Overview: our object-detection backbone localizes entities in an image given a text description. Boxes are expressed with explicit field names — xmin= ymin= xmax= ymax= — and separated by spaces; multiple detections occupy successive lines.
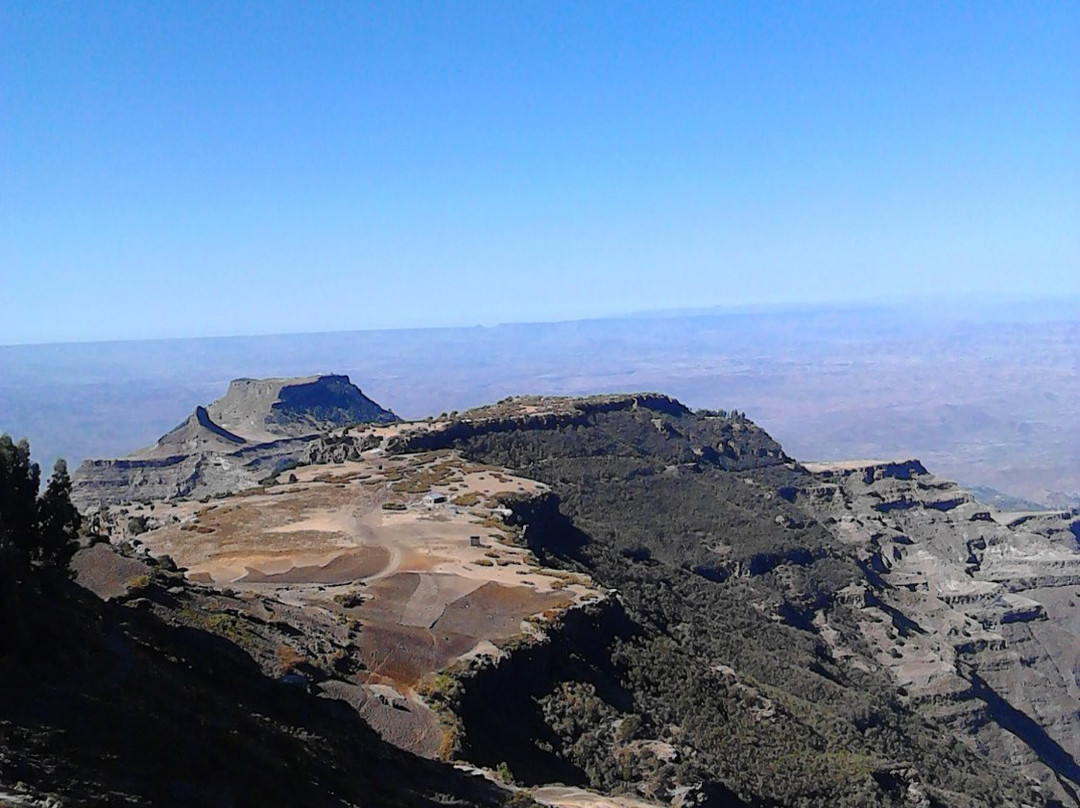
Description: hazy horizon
xmin=3 ymin=291 xmax=1079 ymax=349
xmin=2 ymin=3 xmax=1077 ymax=503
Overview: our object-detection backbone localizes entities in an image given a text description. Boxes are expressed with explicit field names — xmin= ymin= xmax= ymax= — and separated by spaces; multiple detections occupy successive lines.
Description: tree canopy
xmin=0 ymin=435 xmax=81 ymax=576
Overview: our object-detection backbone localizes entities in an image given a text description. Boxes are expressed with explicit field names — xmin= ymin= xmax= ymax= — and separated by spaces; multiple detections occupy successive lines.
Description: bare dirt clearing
xmin=126 ymin=445 xmax=604 ymax=755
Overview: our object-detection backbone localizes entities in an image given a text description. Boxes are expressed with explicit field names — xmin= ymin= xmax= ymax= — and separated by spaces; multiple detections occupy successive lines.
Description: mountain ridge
xmin=50 ymin=384 xmax=1080 ymax=806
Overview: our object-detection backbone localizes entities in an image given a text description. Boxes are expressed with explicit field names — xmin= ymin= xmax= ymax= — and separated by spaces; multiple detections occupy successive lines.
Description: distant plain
xmin=2 ymin=298 xmax=1077 ymax=507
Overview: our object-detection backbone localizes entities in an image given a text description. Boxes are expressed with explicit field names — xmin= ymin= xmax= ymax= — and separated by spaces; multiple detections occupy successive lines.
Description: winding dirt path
xmin=364 ymin=542 xmax=403 ymax=582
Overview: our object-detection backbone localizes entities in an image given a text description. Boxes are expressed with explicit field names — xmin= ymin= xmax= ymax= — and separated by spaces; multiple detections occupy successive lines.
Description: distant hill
xmin=968 ymin=484 xmax=1051 ymax=512
xmin=137 ymin=373 xmax=396 ymax=454
xmin=203 ymin=374 xmax=397 ymax=443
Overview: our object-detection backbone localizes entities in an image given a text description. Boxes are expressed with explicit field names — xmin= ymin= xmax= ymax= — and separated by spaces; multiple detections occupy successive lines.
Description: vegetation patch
xmin=444 ymin=406 xmax=1047 ymax=806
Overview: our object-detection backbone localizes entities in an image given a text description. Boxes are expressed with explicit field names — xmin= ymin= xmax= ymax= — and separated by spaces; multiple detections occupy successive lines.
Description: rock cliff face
xmin=205 ymin=374 xmax=396 ymax=441
xmin=793 ymin=460 xmax=1080 ymax=804
xmin=71 ymin=375 xmax=396 ymax=508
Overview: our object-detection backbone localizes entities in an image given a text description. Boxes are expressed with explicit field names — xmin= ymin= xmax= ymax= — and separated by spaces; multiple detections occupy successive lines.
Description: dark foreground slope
xmin=418 ymin=399 xmax=1057 ymax=807
xmin=1 ymin=571 xmax=511 ymax=808
xmin=0 ymin=437 xmax=504 ymax=808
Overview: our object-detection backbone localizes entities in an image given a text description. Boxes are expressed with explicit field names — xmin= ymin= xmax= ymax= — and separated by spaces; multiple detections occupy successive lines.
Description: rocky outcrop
xmin=387 ymin=393 xmax=788 ymax=471
xmin=72 ymin=375 xmax=397 ymax=508
xmin=303 ymin=431 xmax=383 ymax=465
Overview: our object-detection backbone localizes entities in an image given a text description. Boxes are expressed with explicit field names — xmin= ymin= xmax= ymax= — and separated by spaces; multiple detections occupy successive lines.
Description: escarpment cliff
xmin=71 ymin=375 xmax=396 ymax=508
xmin=792 ymin=460 xmax=1080 ymax=804
xmin=445 ymin=400 xmax=1060 ymax=807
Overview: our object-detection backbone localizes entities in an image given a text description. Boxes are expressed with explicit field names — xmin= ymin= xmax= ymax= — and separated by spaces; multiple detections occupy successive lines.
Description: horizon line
xmin=3 ymin=291 xmax=1078 ymax=350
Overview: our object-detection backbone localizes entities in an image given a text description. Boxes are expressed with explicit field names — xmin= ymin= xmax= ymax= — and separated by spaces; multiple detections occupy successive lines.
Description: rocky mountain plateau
xmin=5 ymin=376 xmax=1079 ymax=807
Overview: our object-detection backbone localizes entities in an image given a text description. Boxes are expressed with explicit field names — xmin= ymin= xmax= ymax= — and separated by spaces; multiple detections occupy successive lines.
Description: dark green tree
xmin=0 ymin=435 xmax=80 ymax=573
xmin=36 ymin=458 xmax=80 ymax=568
xmin=0 ymin=434 xmax=41 ymax=554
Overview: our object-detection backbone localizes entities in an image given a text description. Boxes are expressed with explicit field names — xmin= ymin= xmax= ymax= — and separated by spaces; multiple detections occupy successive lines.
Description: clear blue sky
xmin=2 ymin=1 xmax=1077 ymax=344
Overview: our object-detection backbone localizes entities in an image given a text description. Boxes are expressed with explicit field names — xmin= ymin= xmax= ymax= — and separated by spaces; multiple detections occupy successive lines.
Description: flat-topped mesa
xmin=206 ymin=374 xmax=397 ymax=441
xmin=72 ymin=374 xmax=397 ymax=508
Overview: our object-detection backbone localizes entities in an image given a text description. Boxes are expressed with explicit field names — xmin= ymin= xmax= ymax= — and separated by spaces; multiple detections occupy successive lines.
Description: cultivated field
xmin=124 ymin=445 xmax=603 ymax=753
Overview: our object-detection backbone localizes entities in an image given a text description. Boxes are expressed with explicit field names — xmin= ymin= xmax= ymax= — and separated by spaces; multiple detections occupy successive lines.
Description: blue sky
xmin=1 ymin=1 xmax=1077 ymax=344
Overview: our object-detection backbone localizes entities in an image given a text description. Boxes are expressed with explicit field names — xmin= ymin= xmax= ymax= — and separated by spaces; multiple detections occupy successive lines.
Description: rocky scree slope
xmin=71 ymin=374 xmax=395 ymax=508
xmin=399 ymin=396 xmax=1072 ymax=808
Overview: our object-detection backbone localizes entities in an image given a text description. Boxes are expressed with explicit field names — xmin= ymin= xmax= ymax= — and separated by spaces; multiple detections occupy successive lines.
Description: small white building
xmin=422 ymin=492 xmax=448 ymax=508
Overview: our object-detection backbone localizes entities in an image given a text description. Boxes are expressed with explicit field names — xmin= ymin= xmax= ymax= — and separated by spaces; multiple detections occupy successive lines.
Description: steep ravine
xmin=453 ymin=597 xmax=637 ymax=788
